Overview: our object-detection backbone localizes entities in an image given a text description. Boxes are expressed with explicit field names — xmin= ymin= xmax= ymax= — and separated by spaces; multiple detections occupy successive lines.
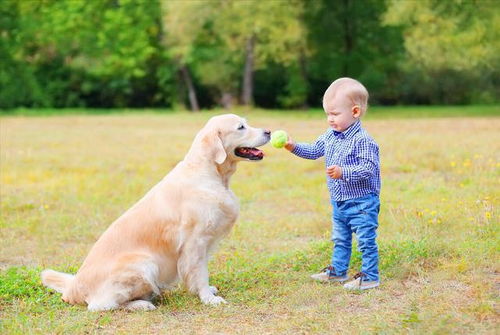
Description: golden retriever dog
xmin=41 ymin=114 xmax=270 ymax=311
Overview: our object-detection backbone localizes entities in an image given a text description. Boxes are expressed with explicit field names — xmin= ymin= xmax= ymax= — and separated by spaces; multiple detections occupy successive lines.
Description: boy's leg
xmin=331 ymin=200 xmax=352 ymax=277
xmin=311 ymin=201 xmax=351 ymax=282
xmin=347 ymin=194 xmax=380 ymax=284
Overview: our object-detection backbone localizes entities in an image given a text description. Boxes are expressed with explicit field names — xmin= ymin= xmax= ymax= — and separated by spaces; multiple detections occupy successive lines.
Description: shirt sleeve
xmin=341 ymin=138 xmax=379 ymax=182
xmin=291 ymin=133 xmax=325 ymax=160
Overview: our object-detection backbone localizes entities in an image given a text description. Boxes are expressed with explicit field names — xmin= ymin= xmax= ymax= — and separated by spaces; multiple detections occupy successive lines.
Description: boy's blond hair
xmin=323 ymin=77 xmax=369 ymax=116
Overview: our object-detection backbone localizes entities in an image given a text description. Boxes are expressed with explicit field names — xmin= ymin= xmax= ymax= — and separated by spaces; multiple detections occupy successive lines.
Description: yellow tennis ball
xmin=270 ymin=130 xmax=288 ymax=148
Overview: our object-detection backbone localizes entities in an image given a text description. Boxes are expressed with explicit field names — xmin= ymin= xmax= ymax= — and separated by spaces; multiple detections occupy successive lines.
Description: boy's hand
xmin=284 ymin=135 xmax=296 ymax=152
xmin=327 ymin=165 xmax=342 ymax=179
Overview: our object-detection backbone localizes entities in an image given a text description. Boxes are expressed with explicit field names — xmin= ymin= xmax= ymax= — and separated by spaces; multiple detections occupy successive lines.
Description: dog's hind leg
xmin=86 ymin=273 xmax=157 ymax=312
xmin=87 ymin=288 xmax=121 ymax=312
xmin=122 ymin=300 xmax=156 ymax=311
xmin=86 ymin=255 xmax=160 ymax=312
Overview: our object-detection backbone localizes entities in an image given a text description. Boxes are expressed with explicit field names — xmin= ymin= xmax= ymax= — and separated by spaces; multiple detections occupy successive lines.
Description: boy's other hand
xmin=284 ymin=135 xmax=296 ymax=152
xmin=327 ymin=165 xmax=342 ymax=179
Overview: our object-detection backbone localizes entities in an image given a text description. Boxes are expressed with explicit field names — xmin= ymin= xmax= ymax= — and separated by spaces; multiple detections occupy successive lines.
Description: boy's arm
xmin=341 ymin=139 xmax=379 ymax=182
xmin=286 ymin=133 xmax=325 ymax=160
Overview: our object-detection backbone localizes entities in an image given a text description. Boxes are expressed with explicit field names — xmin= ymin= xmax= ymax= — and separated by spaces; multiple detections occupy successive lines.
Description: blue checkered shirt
xmin=292 ymin=120 xmax=380 ymax=201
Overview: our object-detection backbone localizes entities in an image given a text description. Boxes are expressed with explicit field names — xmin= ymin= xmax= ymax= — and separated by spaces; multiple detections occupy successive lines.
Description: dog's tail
xmin=41 ymin=269 xmax=75 ymax=294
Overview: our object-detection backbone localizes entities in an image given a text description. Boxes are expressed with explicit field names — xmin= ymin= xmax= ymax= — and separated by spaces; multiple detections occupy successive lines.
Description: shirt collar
xmin=333 ymin=120 xmax=361 ymax=139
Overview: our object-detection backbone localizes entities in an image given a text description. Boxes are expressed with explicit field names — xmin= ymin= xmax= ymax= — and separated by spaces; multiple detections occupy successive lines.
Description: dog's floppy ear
xmin=203 ymin=130 xmax=227 ymax=164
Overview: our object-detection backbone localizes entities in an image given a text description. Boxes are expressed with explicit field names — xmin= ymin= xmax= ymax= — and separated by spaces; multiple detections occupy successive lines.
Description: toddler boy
xmin=285 ymin=77 xmax=381 ymax=290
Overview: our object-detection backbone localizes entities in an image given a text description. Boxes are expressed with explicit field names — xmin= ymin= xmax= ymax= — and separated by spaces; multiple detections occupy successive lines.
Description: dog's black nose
xmin=264 ymin=129 xmax=271 ymax=137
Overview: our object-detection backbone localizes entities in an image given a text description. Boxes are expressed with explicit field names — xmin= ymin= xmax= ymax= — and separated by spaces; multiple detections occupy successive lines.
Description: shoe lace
xmin=353 ymin=272 xmax=366 ymax=287
xmin=321 ymin=265 xmax=336 ymax=277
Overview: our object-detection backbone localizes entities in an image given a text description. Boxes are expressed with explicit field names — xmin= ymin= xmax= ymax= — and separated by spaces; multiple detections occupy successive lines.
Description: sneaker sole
xmin=344 ymin=281 xmax=380 ymax=290
xmin=310 ymin=275 xmax=349 ymax=283
xmin=329 ymin=277 xmax=349 ymax=283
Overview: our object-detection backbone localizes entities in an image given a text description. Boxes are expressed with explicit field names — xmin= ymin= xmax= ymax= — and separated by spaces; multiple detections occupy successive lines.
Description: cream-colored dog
xmin=41 ymin=114 xmax=270 ymax=311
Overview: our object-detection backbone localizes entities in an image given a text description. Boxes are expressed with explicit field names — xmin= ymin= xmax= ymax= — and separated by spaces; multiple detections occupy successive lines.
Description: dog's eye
xmin=238 ymin=124 xmax=246 ymax=130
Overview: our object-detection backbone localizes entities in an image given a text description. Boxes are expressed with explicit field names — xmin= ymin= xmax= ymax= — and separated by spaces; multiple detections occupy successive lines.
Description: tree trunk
xmin=221 ymin=92 xmax=234 ymax=109
xmin=180 ymin=64 xmax=200 ymax=112
xmin=298 ymin=49 xmax=309 ymax=110
xmin=342 ymin=0 xmax=353 ymax=77
xmin=241 ymin=34 xmax=256 ymax=106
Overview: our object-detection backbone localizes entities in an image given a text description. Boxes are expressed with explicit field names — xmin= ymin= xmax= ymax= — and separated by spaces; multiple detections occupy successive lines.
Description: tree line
xmin=1 ymin=0 xmax=498 ymax=110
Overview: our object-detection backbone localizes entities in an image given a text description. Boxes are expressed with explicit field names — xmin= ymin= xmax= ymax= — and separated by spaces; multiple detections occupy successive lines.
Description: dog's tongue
xmin=238 ymin=147 xmax=264 ymax=158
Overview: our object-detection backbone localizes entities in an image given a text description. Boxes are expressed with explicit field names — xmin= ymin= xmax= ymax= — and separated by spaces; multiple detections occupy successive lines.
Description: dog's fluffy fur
xmin=41 ymin=114 xmax=270 ymax=311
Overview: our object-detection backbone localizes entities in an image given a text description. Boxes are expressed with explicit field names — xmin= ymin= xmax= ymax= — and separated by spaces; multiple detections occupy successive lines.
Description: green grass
xmin=3 ymin=104 xmax=499 ymax=118
xmin=1 ymin=107 xmax=499 ymax=334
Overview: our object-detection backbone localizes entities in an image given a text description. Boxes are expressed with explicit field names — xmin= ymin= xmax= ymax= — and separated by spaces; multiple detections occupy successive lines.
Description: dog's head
xmin=195 ymin=114 xmax=270 ymax=164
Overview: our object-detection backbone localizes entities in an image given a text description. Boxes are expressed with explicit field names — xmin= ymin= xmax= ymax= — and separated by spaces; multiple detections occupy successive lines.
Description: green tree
xmin=2 ymin=0 xmax=171 ymax=108
xmin=161 ymin=0 xmax=305 ymax=108
xmin=303 ymin=0 xmax=405 ymax=105
xmin=0 ymin=0 xmax=48 ymax=108
xmin=2 ymin=0 xmax=497 ymax=109
xmin=161 ymin=0 xmax=217 ymax=111
xmin=214 ymin=0 xmax=306 ymax=106
xmin=383 ymin=0 xmax=500 ymax=72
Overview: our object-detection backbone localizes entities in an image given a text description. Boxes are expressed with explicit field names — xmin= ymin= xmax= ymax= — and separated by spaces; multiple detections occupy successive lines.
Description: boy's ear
xmin=352 ymin=105 xmax=361 ymax=118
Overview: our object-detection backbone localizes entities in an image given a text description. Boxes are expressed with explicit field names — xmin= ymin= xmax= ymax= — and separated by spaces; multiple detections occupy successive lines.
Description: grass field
xmin=1 ymin=106 xmax=499 ymax=334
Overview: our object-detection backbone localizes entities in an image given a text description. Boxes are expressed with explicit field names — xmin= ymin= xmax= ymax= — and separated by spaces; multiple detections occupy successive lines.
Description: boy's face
xmin=323 ymin=93 xmax=360 ymax=132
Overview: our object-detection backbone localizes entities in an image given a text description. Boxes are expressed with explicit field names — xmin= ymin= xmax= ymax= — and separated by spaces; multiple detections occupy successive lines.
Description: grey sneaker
xmin=310 ymin=266 xmax=349 ymax=283
xmin=343 ymin=272 xmax=380 ymax=290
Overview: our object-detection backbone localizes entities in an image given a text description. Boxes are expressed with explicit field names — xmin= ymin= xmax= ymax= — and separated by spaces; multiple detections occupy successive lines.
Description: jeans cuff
xmin=329 ymin=268 xmax=347 ymax=277
xmin=364 ymin=276 xmax=380 ymax=282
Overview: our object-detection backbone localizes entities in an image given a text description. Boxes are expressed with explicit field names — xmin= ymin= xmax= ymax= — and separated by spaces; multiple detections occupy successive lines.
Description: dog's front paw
xmin=209 ymin=286 xmax=219 ymax=295
xmin=200 ymin=294 xmax=227 ymax=305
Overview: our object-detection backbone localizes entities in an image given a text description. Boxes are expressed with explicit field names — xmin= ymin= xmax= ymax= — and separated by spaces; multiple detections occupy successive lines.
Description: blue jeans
xmin=330 ymin=193 xmax=380 ymax=281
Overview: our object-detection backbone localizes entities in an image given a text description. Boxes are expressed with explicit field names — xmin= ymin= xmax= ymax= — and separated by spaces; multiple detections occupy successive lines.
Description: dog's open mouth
xmin=234 ymin=147 xmax=264 ymax=160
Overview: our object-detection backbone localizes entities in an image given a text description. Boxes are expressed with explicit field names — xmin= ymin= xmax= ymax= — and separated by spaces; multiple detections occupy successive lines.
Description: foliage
xmin=1 ymin=0 xmax=175 ymax=108
xmin=212 ymin=0 xmax=305 ymax=67
xmin=304 ymin=0 xmax=407 ymax=105
xmin=0 ymin=0 xmax=498 ymax=110
xmin=384 ymin=0 xmax=500 ymax=71
xmin=161 ymin=0 xmax=305 ymax=105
